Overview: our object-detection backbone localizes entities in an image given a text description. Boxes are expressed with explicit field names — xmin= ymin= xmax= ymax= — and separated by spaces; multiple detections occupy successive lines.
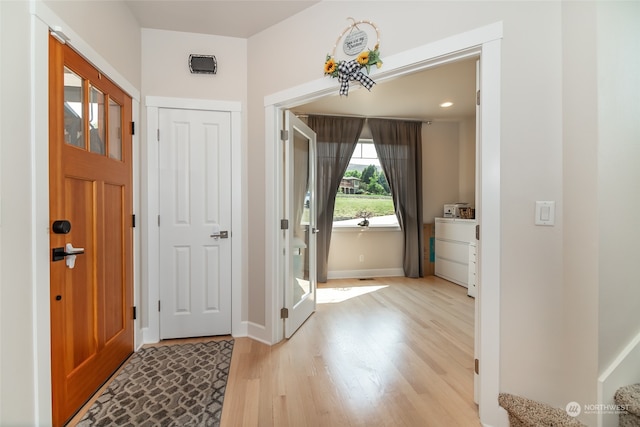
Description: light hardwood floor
xmin=220 ymin=276 xmax=480 ymax=427
xmin=67 ymin=276 xmax=479 ymax=426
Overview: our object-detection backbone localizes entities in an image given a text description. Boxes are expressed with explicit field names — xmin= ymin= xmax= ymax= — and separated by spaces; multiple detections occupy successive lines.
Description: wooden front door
xmin=49 ymin=36 xmax=134 ymax=427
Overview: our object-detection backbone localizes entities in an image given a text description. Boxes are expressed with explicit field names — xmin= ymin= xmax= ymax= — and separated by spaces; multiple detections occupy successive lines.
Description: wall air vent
xmin=189 ymin=54 xmax=217 ymax=75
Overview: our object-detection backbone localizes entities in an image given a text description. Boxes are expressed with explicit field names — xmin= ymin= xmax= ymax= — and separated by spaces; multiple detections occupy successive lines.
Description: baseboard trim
xmin=247 ymin=321 xmax=274 ymax=345
xmin=141 ymin=326 xmax=159 ymax=345
xmin=598 ymin=330 xmax=640 ymax=427
xmin=142 ymin=321 xmax=250 ymax=345
xmin=232 ymin=320 xmax=248 ymax=338
xmin=327 ymin=268 xmax=404 ymax=280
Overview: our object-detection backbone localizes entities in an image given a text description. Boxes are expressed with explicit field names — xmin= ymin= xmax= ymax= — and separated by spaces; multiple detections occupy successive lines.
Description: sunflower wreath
xmin=323 ymin=19 xmax=383 ymax=96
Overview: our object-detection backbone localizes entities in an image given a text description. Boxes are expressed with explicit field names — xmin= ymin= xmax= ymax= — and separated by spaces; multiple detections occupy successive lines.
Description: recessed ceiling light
xmin=440 ymin=101 xmax=454 ymax=108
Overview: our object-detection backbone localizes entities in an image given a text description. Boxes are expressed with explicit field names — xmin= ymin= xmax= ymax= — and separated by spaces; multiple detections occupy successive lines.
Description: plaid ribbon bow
xmin=337 ymin=60 xmax=376 ymax=96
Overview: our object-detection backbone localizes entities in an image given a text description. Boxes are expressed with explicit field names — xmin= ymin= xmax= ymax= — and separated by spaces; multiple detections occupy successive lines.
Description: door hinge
xmin=131 ymin=121 xmax=135 ymax=136
xmin=158 ymin=300 xmax=161 ymax=312
xmin=476 ymin=90 xmax=481 ymax=106
xmin=476 ymin=224 xmax=480 ymax=240
xmin=280 ymin=307 xmax=289 ymax=319
xmin=132 ymin=214 xmax=136 ymax=228
xmin=157 ymin=129 xmax=160 ymax=141
xmin=280 ymin=219 xmax=289 ymax=230
xmin=280 ymin=129 xmax=289 ymax=141
xmin=475 ymin=358 xmax=479 ymax=374
xmin=133 ymin=306 xmax=137 ymax=320
xmin=158 ymin=215 xmax=161 ymax=227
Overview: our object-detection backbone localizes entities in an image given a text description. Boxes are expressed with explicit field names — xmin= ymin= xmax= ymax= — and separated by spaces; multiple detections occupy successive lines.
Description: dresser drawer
xmin=435 ymin=258 xmax=469 ymax=287
xmin=435 ymin=239 xmax=469 ymax=264
xmin=435 ymin=221 xmax=475 ymax=242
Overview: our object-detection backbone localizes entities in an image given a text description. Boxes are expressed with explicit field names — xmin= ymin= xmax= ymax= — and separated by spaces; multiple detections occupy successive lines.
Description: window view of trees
xmin=333 ymin=141 xmax=397 ymax=225
xmin=344 ymin=165 xmax=390 ymax=195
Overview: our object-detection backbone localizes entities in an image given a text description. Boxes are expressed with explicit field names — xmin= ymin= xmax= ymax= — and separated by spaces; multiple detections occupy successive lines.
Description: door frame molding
xmin=144 ymin=96 xmax=244 ymax=342
xmin=263 ymin=22 xmax=503 ymax=426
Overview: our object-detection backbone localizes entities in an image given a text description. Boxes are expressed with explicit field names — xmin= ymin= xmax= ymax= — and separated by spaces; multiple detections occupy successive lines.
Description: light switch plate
xmin=535 ymin=201 xmax=555 ymax=226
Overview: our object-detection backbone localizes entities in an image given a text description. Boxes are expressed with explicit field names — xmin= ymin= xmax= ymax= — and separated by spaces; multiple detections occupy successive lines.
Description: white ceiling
xmin=124 ymin=0 xmax=320 ymax=39
xmin=124 ymin=1 xmax=476 ymax=121
xmin=294 ymin=58 xmax=478 ymax=122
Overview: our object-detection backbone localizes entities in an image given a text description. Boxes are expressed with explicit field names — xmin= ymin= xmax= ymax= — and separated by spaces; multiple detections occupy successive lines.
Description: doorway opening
xmin=264 ymin=23 xmax=502 ymax=425
xmin=294 ymin=56 xmax=477 ymax=277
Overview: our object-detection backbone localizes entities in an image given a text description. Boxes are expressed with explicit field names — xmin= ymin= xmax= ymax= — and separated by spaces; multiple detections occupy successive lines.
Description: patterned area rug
xmin=78 ymin=339 xmax=234 ymax=427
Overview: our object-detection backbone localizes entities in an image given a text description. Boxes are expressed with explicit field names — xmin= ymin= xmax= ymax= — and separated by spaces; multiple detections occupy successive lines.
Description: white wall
xmin=459 ymin=117 xmax=476 ymax=206
xmin=140 ymin=28 xmax=248 ymax=331
xmin=141 ymin=29 xmax=247 ymax=102
xmin=561 ymin=2 xmax=599 ymax=423
xmin=0 ymin=1 xmax=142 ymax=424
xmin=562 ymin=4 xmax=640 ymax=425
xmin=328 ymin=229 xmax=403 ymax=277
xmin=43 ymin=0 xmax=141 ymax=89
xmin=0 ymin=3 xmax=37 ymax=424
xmin=596 ymin=1 xmax=640 ymax=376
xmin=248 ymin=2 xmax=565 ymax=423
xmin=423 ymin=122 xmax=459 ymax=222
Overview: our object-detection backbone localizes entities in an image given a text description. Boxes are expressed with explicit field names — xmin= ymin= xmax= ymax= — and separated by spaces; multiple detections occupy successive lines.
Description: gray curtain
xmin=306 ymin=115 xmax=365 ymax=283
xmin=368 ymin=118 xmax=424 ymax=278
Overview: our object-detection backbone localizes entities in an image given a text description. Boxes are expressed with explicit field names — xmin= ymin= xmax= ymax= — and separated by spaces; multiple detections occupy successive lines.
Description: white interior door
xmin=159 ymin=108 xmax=232 ymax=339
xmin=284 ymin=111 xmax=317 ymax=338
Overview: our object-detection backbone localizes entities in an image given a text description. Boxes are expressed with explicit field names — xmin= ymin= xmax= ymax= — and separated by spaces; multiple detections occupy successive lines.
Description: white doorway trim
xmin=264 ymin=22 xmax=503 ymax=426
xmin=143 ymin=96 xmax=245 ymax=342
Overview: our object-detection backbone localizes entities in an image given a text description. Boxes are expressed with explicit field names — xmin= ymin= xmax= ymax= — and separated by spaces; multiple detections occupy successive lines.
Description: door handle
xmin=52 ymin=243 xmax=85 ymax=269
xmin=312 ymin=228 xmax=320 ymax=234
xmin=210 ymin=230 xmax=229 ymax=240
xmin=64 ymin=243 xmax=85 ymax=269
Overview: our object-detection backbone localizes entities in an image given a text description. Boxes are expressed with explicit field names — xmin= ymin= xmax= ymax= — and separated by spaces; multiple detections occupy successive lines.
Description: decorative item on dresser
xmin=434 ymin=217 xmax=478 ymax=297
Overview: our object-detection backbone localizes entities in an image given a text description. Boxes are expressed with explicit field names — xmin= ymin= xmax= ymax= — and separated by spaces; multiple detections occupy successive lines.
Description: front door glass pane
xmin=89 ymin=85 xmax=106 ymax=155
xmin=64 ymin=67 xmax=84 ymax=149
xmin=108 ymin=99 xmax=122 ymax=160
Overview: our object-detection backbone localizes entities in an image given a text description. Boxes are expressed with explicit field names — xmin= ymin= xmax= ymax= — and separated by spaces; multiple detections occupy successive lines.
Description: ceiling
xmin=124 ymin=1 xmax=476 ymax=121
xmin=294 ymin=58 xmax=477 ymax=122
xmin=124 ymin=0 xmax=320 ymax=39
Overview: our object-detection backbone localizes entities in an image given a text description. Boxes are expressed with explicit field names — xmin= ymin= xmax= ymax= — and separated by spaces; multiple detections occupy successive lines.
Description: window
xmin=63 ymin=67 xmax=124 ymax=160
xmin=333 ymin=139 xmax=398 ymax=227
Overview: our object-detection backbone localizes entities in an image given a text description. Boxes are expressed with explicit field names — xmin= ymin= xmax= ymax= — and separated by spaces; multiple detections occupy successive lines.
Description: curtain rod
xmin=293 ymin=112 xmax=432 ymax=125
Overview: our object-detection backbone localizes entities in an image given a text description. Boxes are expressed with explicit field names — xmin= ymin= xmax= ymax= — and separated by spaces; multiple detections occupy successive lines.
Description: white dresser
xmin=434 ymin=218 xmax=477 ymax=295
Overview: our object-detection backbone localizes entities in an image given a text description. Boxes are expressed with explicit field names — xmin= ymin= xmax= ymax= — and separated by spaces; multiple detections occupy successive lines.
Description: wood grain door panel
xmin=103 ymin=182 xmax=126 ymax=341
xmin=49 ymin=36 xmax=133 ymax=427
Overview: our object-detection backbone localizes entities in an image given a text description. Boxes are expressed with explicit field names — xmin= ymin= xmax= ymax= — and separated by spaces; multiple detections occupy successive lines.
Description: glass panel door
xmin=292 ymin=126 xmax=311 ymax=305
xmin=284 ymin=111 xmax=317 ymax=338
